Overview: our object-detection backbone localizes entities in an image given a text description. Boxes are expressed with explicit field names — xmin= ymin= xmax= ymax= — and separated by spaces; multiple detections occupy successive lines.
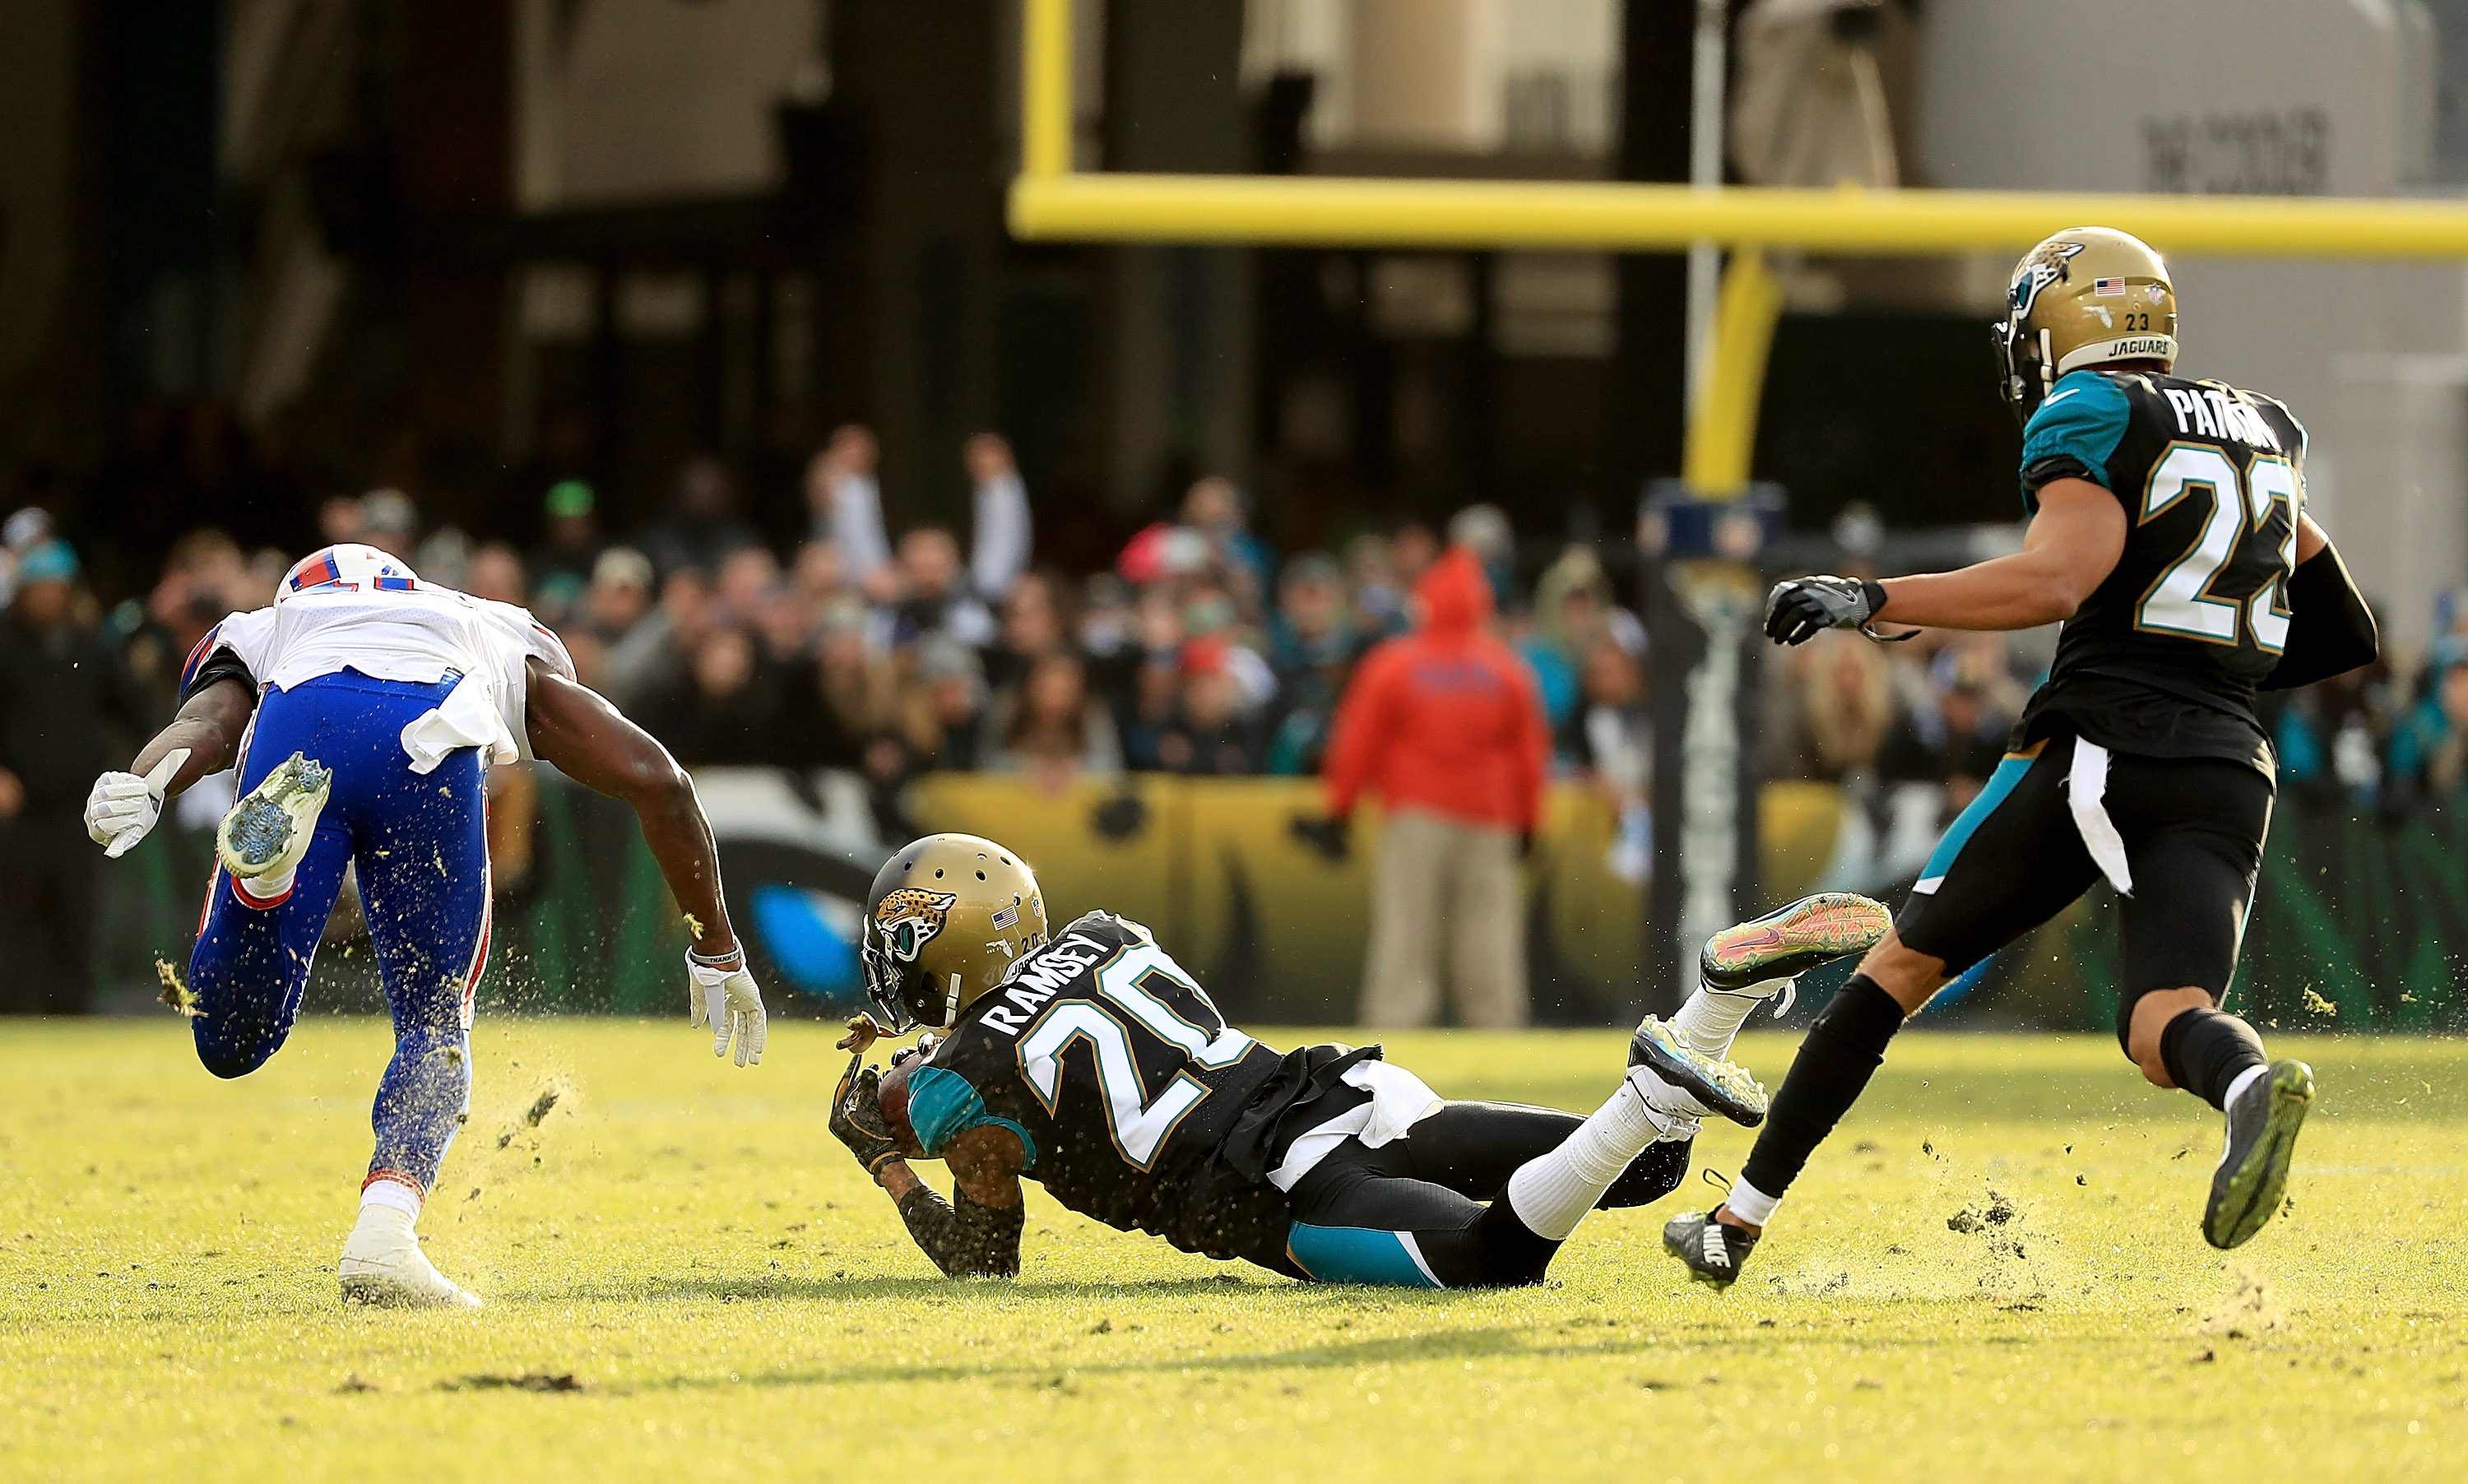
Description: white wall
xmin=1923 ymin=0 xmax=2463 ymax=651
xmin=1243 ymin=0 xmax=1616 ymax=155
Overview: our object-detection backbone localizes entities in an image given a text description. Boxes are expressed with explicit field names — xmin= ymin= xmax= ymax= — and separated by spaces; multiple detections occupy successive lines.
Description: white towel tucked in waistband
xmin=2065 ymin=738 xmax=2134 ymax=896
xmin=1265 ymin=1058 xmax=1446 ymax=1192
xmin=400 ymin=673 xmax=517 ymax=775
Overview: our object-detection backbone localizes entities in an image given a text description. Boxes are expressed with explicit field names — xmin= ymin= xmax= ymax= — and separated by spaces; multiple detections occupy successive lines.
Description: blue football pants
xmin=188 ymin=670 xmax=491 ymax=1200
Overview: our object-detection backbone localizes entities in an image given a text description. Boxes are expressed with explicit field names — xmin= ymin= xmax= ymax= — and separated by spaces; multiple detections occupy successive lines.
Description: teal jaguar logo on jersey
xmin=2009 ymin=239 xmax=2086 ymax=318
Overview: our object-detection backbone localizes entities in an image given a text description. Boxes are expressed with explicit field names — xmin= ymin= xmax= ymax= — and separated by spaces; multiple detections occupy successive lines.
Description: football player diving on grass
xmin=1661 ymin=227 xmax=2381 ymax=1288
xmin=828 ymin=831 xmax=1890 ymax=1287
xmin=81 ymin=543 xmax=767 ymax=1309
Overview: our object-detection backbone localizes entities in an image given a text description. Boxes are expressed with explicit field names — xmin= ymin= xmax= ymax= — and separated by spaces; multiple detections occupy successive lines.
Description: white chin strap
xmin=2058 ymin=333 xmax=2177 ymax=375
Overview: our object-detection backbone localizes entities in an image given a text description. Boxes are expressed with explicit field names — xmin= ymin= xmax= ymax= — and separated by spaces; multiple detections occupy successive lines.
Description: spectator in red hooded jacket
xmin=1304 ymin=545 xmax=1548 ymax=1028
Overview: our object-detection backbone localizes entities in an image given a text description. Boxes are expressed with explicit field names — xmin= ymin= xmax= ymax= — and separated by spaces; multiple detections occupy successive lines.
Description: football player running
xmin=1663 ymin=227 xmax=2380 ymax=1287
xmin=83 ymin=543 xmax=766 ymax=1308
xmin=828 ymin=832 xmax=1890 ymax=1287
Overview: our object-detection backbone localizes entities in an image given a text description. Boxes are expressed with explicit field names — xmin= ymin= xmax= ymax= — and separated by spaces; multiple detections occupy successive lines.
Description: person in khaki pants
xmin=1303 ymin=545 xmax=1548 ymax=1027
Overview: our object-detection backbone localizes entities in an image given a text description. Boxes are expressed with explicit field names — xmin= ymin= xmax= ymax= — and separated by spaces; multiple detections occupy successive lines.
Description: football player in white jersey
xmin=83 ymin=544 xmax=767 ymax=1308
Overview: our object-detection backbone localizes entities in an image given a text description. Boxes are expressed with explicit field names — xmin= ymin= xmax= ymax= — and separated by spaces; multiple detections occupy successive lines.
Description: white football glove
xmin=84 ymin=749 xmax=189 ymax=860
xmin=687 ymin=950 xmax=767 ymax=1067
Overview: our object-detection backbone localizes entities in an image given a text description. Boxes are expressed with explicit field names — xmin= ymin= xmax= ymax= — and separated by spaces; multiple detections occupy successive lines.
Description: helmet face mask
xmin=1990 ymin=318 xmax=2054 ymax=424
xmin=859 ymin=834 xmax=1049 ymax=1035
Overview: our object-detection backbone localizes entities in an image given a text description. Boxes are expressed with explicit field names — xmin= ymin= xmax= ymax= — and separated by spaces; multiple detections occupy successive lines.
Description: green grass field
xmin=3 ymin=1017 xmax=2464 ymax=1482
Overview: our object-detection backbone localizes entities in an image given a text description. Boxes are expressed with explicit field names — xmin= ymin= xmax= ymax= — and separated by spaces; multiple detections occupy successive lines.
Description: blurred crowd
xmin=0 ymin=428 xmax=1660 ymax=854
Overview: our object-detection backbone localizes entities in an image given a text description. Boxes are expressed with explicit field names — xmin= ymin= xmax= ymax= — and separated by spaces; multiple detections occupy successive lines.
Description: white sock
xmin=360 ymin=1180 xmax=421 ymax=1222
xmin=234 ymin=862 xmax=297 ymax=903
xmin=1505 ymin=1087 xmax=1659 ymax=1241
xmin=1723 ymin=1176 xmax=1781 ymax=1227
xmin=2221 ymin=1063 xmax=2267 ymax=1111
xmin=1669 ymin=977 xmax=1786 ymax=1060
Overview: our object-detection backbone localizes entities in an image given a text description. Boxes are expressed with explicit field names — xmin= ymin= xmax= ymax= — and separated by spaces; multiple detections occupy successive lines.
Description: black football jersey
xmin=902 ymin=911 xmax=1349 ymax=1267
xmin=2011 ymin=368 xmax=2306 ymax=773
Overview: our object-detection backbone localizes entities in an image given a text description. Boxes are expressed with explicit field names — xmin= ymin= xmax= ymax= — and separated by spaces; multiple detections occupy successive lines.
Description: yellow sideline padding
xmin=903 ymin=774 xmax=1853 ymax=1019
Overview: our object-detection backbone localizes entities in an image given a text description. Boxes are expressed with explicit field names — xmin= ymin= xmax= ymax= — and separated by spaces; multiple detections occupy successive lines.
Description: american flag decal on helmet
xmin=991 ymin=905 xmax=1018 ymax=930
xmin=2095 ymin=277 xmax=2127 ymax=295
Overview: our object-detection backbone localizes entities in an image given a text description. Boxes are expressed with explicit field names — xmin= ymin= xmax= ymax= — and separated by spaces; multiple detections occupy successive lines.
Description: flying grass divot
xmin=154 ymin=958 xmax=202 ymax=1018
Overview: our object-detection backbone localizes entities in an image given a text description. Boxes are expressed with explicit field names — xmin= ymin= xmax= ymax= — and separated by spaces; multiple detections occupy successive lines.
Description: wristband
xmin=689 ymin=944 xmax=745 ymax=969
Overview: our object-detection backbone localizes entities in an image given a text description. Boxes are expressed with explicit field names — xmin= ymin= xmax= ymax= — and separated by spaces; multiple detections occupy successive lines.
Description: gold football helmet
xmin=1992 ymin=225 xmax=2178 ymax=422
xmin=861 ymin=832 xmax=1050 ymax=1032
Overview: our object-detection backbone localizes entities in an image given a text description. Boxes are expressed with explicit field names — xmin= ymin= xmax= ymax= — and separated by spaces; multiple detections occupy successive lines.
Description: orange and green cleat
xmin=1699 ymin=893 xmax=1893 ymax=994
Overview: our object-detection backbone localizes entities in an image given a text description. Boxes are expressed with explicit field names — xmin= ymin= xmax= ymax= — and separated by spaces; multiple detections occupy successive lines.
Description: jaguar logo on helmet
xmin=2008 ymin=240 xmax=2085 ymax=318
xmin=872 ymin=888 xmax=956 ymax=962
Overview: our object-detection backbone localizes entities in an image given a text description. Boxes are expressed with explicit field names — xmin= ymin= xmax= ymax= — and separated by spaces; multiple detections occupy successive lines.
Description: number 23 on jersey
xmin=2134 ymin=442 xmax=2298 ymax=652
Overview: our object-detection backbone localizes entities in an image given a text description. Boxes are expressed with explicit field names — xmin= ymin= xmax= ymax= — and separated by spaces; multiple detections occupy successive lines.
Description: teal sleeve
xmin=903 ymin=1066 xmax=1037 ymax=1169
xmin=2017 ymin=371 xmax=2133 ymax=511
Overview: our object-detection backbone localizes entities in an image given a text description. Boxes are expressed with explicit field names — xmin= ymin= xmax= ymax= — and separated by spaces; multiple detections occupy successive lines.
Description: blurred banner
xmin=93 ymin=766 xmax=2463 ymax=1033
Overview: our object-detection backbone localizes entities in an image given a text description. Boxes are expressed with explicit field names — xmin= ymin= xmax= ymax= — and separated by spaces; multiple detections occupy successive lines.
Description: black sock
xmin=1739 ymin=974 xmax=1906 ymax=1200
xmin=1467 ymin=1201 xmax=1561 ymax=1287
xmin=2158 ymin=1007 xmax=2268 ymax=1111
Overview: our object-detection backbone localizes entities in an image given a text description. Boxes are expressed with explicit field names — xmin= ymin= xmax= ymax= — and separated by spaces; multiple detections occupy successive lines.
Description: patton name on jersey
xmin=2156 ymin=383 xmax=2283 ymax=452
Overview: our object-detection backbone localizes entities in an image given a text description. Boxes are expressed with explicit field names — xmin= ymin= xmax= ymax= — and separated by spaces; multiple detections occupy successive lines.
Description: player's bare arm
xmin=133 ymin=675 xmax=257 ymax=791
xmin=1765 ymin=479 xmax=2126 ymax=642
xmin=523 ymin=658 xmax=735 ymax=957
xmin=524 ymin=658 xmax=764 ymax=1064
xmin=83 ymin=676 xmax=261 ymax=858
xmin=1871 ymin=479 xmax=2124 ymax=632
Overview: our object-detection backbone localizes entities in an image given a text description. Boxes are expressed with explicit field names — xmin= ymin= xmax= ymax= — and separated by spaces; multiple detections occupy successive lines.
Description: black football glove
xmin=828 ymin=1050 xmax=902 ymax=1180
xmin=1291 ymin=812 xmax=1351 ymax=863
xmin=1763 ymin=575 xmax=1895 ymax=646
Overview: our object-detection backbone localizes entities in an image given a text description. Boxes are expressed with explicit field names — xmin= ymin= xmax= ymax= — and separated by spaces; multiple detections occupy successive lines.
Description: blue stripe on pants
xmin=188 ymin=670 xmax=489 ymax=1197
xmin=1286 ymin=1222 xmax=1445 ymax=1288
xmin=1913 ymin=743 xmax=2044 ymax=893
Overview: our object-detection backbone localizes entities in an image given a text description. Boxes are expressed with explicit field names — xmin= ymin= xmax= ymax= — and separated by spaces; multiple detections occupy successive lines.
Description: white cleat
xmin=217 ymin=751 xmax=332 ymax=889
xmin=338 ymin=1206 xmax=481 ymax=1310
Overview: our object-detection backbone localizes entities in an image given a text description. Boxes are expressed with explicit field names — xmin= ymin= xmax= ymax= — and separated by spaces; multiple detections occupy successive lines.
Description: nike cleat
xmin=1630 ymin=1015 xmax=1768 ymax=1128
xmin=2203 ymin=1059 xmax=2314 ymax=1250
xmin=1663 ymin=1209 xmax=1760 ymax=1288
xmin=216 ymin=751 xmax=332 ymax=885
xmin=1700 ymin=892 xmax=1893 ymax=994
